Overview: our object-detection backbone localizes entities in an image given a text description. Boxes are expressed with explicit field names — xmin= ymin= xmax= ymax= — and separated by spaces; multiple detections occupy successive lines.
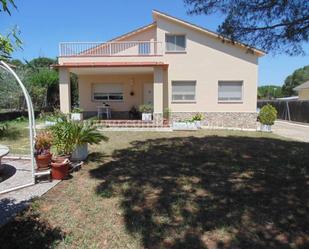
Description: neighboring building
xmin=294 ymin=81 xmax=309 ymax=100
xmin=55 ymin=10 xmax=265 ymax=129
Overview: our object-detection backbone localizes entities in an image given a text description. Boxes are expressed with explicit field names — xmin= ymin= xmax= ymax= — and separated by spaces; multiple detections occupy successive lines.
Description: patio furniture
xmin=0 ymin=145 xmax=9 ymax=170
xmin=97 ymin=105 xmax=111 ymax=119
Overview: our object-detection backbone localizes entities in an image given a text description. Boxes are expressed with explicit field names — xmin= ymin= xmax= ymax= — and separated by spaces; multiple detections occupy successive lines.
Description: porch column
xmin=153 ymin=66 xmax=164 ymax=125
xmin=59 ymin=68 xmax=71 ymax=114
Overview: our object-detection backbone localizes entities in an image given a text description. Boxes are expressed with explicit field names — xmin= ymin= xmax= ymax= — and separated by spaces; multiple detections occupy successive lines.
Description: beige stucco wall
xmin=116 ymin=25 xmax=156 ymax=42
xmin=59 ymin=13 xmax=260 ymax=115
xmin=156 ymin=16 xmax=258 ymax=113
xmin=78 ymin=74 xmax=153 ymax=112
xmin=298 ymin=89 xmax=309 ymax=100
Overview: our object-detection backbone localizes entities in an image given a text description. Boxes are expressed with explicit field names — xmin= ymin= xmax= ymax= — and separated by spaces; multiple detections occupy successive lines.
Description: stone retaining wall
xmin=171 ymin=112 xmax=258 ymax=130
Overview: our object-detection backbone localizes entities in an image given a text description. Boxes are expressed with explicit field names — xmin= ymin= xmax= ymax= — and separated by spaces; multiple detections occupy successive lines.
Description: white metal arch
xmin=0 ymin=60 xmax=36 ymax=194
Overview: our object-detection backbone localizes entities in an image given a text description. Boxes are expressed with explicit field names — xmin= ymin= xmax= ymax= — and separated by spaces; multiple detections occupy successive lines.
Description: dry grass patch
xmin=0 ymin=130 xmax=308 ymax=249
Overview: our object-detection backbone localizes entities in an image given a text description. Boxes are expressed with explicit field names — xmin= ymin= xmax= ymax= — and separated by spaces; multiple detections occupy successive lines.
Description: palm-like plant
xmin=50 ymin=120 xmax=108 ymax=156
xmin=71 ymin=121 xmax=108 ymax=146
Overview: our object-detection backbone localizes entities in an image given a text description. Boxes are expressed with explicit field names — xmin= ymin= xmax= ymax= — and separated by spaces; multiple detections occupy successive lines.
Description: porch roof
xmin=52 ymin=61 xmax=169 ymax=69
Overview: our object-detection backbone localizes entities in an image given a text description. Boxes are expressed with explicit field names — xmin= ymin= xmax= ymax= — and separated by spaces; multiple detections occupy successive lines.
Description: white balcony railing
xmin=59 ymin=41 xmax=163 ymax=57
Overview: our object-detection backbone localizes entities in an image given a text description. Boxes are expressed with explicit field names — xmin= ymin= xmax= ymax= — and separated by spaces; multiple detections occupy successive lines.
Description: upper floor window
xmin=172 ymin=81 xmax=196 ymax=102
xmin=218 ymin=81 xmax=243 ymax=102
xmin=165 ymin=34 xmax=186 ymax=52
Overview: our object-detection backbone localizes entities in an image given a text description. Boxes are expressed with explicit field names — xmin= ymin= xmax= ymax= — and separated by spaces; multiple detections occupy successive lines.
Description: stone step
xmin=94 ymin=120 xmax=170 ymax=128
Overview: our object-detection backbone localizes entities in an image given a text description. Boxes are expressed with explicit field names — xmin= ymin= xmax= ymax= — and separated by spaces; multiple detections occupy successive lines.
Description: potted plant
xmin=34 ymin=131 xmax=53 ymax=170
xmin=70 ymin=121 xmax=108 ymax=161
xmin=172 ymin=119 xmax=197 ymax=130
xmin=191 ymin=113 xmax=204 ymax=129
xmin=258 ymin=104 xmax=277 ymax=132
xmin=49 ymin=120 xmax=75 ymax=179
xmin=139 ymin=104 xmax=153 ymax=121
xmin=71 ymin=107 xmax=84 ymax=121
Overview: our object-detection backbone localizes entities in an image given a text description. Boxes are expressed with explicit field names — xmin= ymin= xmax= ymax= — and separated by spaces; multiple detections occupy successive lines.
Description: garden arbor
xmin=0 ymin=60 xmax=36 ymax=194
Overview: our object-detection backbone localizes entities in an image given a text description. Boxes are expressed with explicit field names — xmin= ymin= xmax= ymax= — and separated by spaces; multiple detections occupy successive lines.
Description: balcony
xmin=59 ymin=41 xmax=163 ymax=57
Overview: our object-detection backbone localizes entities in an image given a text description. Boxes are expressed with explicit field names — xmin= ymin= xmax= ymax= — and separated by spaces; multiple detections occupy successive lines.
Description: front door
xmin=143 ymin=83 xmax=153 ymax=105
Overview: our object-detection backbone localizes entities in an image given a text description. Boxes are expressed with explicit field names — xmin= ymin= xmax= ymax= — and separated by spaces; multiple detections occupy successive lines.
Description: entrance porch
xmin=57 ymin=62 xmax=168 ymax=124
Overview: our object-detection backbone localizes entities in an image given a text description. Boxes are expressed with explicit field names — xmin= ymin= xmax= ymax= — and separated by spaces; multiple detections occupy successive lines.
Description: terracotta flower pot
xmin=51 ymin=159 xmax=70 ymax=180
xmin=52 ymin=155 xmax=71 ymax=163
xmin=35 ymin=153 xmax=52 ymax=170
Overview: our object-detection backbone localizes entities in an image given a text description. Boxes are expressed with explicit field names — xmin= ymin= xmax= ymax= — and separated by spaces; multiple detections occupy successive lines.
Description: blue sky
xmin=1 ymin=0 xmax=308 ymax=86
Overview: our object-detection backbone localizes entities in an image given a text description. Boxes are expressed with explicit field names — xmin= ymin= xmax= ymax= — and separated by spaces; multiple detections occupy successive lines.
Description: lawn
xmin=0 ymin=130 xmax=308 ymax=249
xmin=0 ymin=119 xmax=31 ymax=155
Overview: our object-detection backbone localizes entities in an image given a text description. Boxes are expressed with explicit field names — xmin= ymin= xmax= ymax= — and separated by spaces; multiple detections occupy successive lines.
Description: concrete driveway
xmin=273 ymin=121 xmax=309 ymax=143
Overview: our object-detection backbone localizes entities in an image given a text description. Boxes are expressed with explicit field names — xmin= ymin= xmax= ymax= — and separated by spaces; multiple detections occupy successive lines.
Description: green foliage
xmin=0 ymin=1 xmax=21 ymax=60
xmin=71 ymin=121 xmax=108 ymax=146
xmin=40 ymin=110 xmax=67 ymax=122
xmin=0 ymin=122 xmax=8 ymax=137
xmin=258 ymin=85 xmax=283 ymax=99
xmin=282 ymin=65 xmax=309 ymax=97
xmin=70 ymin=73 xmax=79 ymax=107
xmin=184 ymin=0 xmax=309 ymax=55
xmin=50 ymin=120 xmax=76 ymax=155
xmin=72 ymin=107 xmax=83 ymax=113
xmin=139 ymin=104 xmax=153 ymax=113
xmin=258 ymin=104 xmax=277 ymax=125
xmin=163 ymin=108 xmax=171 ymax=120
xmin=191 ymin=113 xmax=204 ymax=121
xmin=0 ymin=0 xmax=17 ymax=15
xmin=0 ymin=57 xmax=63 ymax=111
xmin=29 ymin=68 xmax=58 ymax=87
xmin=50 ymin=120 xmax=107 ymax=155
xmin=26 ymin=57 xmax=56 ymax=68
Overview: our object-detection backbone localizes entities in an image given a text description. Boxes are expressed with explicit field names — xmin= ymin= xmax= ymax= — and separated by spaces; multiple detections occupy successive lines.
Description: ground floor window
xmin=218 ymin=81 xmax=243 ymax=102
xmin=92 ymin=83 xmax=124 ymax=101
xmin=172 ymin=81 xmax=196 ymax=102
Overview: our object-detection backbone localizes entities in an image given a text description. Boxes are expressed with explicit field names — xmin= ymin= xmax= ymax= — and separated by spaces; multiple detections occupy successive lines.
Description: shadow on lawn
xmin=90 ymin=135 xmax=309 ymax=249
xmin=0 ymin=198 xmax=65 ymax=249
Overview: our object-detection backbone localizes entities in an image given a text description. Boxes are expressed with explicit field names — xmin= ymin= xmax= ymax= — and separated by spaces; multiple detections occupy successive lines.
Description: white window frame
xmin=165 ymin=34 xmax=186 ymax=52
xmin=218 ymin=80 xmax=244 ymax=103
xmin=171 ymin=80 xmax=196 ymax=103
xmin=92 ymin=83 xmax=124 ymax=102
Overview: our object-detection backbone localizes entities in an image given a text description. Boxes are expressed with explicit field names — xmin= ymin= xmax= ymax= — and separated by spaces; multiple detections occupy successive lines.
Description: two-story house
xmin=54 ymin=10 xmax=265 ymax=129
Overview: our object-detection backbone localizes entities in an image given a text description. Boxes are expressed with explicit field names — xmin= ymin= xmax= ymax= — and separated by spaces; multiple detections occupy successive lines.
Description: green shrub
xmin=139 ymin=104 xmax=153 ymax=113
xmin=40 ymin=110 xmax=67 ymax=122
xmin=163 ymin=108 xmax=171 ymax=120
xmin=191 ymin=113 xmax=204 ymax=121
xmin=259 ymin=104 xmax=277 ymax=125
xmin=50 ymin=120 xmax=108 ymax=155
xmin=0 ymin=123 xmax=8 ymax=138
xmin=71 ymin=107 xmax=83 ymax=113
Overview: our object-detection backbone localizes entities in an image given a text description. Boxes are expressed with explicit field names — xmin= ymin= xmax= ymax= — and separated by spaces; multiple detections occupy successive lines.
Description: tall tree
xmin=184 ymin=0 xmax=309 ymax=55
xmin=282 ymin=65 xmax=309 ymax=96
xmin=258 ymin=85 xmax=283 ymax=99
xmin=0 ymin=0 xmax=22 ymax=60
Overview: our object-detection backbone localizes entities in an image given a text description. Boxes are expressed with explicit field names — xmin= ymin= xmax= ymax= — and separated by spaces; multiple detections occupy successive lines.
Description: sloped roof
xmin=152 ymin=10 xmax=266 ymax=57
xmin=294 ymin=81 xmax=309 ymax=91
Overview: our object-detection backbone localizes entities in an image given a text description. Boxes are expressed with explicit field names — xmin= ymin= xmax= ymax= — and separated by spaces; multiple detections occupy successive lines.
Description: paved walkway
xmin=0 ymin=158 xmax=60 ymax=226
xmin=273 ymin=121 xmax=309 ymax=143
